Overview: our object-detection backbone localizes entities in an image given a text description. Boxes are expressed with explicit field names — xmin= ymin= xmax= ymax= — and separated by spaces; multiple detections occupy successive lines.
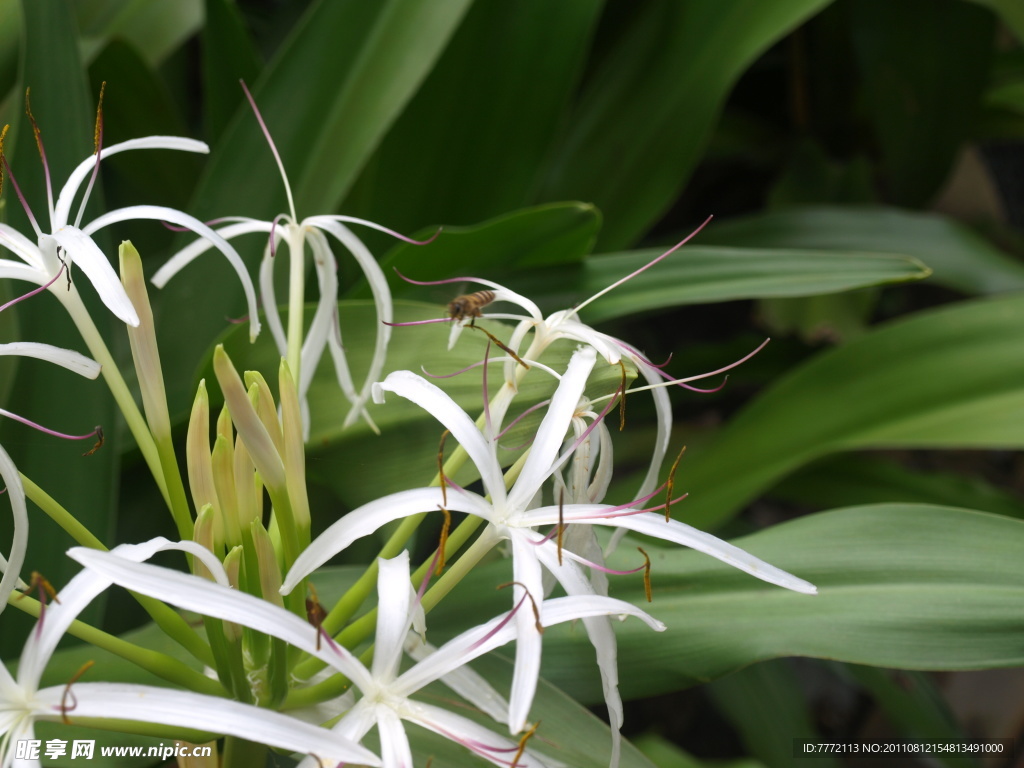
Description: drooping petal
xmin=0 ymin=445 xmax=27 ymax=613
xmin=0 ymin=342 xmax=100 ymax=379
xmin=0 ymin=225 xmax=45 ymax=269
xmin=85 ymin=207 xmax=261 ymax=340
xmin=373 ymin=371 xmax=507 ymax=506
xmin=32 ymin=684 xmax=380 ymax=767
xmin=154 ymin=219 xmax=272 ymax=289
xmin=47 ymin=229 xmax=139 ymax=326
xmin=281 ymin=488 xmax=485 ymax=595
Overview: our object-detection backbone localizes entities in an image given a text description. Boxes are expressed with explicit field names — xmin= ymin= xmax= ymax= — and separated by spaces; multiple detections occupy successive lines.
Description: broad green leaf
xmin=708 ymin=661 xmax=838 ymax=768
xmin=773 ymin=454 xmax=1024 ymax=520
xmin=680 ymin=293 xmax=1024 ymax=528
xmin=202 ymin=0 xmax=263 ymax=145
xmin=433 ymin=505 xmax=1024 ymax=701
xmin=349 ymin=202 xmax=601 ymax=300
xmin=703 ymin=206 xmax=1024 ymax=296
xmin=344 ymin=0 xmax=603 ymax=237
xmin=850 ymin=0 xmax=994 ymax=207
xmin=513 ymin=246 xmax=928 ymax=324
xmin=536 ymin=0 xmax=833 ymax=249
xmin=75 ymin=0 xmax=203 ymax=67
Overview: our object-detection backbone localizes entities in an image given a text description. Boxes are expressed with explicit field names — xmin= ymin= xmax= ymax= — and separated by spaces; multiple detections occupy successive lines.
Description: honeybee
xmin=447 ymin=289 xmax=495 ymax=325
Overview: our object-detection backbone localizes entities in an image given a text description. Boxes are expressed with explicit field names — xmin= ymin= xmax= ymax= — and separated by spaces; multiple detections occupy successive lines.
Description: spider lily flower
xmin=281 ymin=347 xmax=816 ymax=736
xmin=0 ymin=342 xmax=101 ymax=614
xmin=70 ymin=545 xmax=660 ymax=768
xmin=0 ymin=128 xmax=258 ymax=338
xmin=5 ymin=538 xmax=381 ymax=768
xmin=154 ymin=83 xmax=432 ymax=436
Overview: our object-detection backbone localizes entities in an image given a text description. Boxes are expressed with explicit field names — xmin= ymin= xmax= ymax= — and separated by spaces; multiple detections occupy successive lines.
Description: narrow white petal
xmin=374 ymin=371 xmax=507 ymax=505
xmin=257 ymin=236 xmax=288 ymax=356
xmin=0 ymin=225 xmax=45 ymax=268
xmin=372 ymin=553 xmax=413 ymax=682
xmin=85 ymin=206 xmax=261 ymax=340
xmin=67 ymin=547 xmax=376 ymax=691
xmin=404 ymin=634 xmax=510 ymax=723
xmin=153 ymin=219 xmax=272 ymax=288
xmin=506 ymin=347 xmax=596 ymax=512
xmin=377 ymin=706 xmax=414 ymax=768
xmin=54 ymin=137 xmax=210 ymax=226
xmin=282 ymin=488 xmax=481 ymax=594
xmin=34 ymin=684 xmax=380 ymax=767
xmin=48 ymin=229 xmax=139 ymax=326
xmin=0 ymin=260 xmax=46 ymax=285
xmin=0 ymin=342 xmax=100 ymax=379
xmin=0 ymin=445 xmax=27 ymax=613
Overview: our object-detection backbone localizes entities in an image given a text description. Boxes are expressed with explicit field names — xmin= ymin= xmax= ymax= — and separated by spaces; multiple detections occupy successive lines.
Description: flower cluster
xmin=0 ymin=89 xmax=815 ymax=768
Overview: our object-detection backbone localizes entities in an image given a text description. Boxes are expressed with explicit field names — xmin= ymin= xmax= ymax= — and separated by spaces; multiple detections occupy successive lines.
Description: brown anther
xmin=512 ymin=720 xmax=541 ymax=768
xmin=305 ymin=583 xmax=327 ymax=651
xmin=24 ymin=88 xmax=44 ymax=158
xmin=437 ymin=429 xmax=450 ymax=508
xmin=638 ymin=547 xmax=652 ymax=602
xmin=56 ymin=246 xmax=71 ymax=291
xmin=436 ymin=506 xmax=451 ymax=575
xmin=16 ymin=571 xmax=60 ymax=605
xmin=82 ymin=425 xmax=104 ymax=456
xmin=497 ymin=581 xmax=543 ymax=635
xmin=616 ymin=360 xmax=628 ymax=431
xmin=93 ymin=81 xmax=106 ymax=155
xmin=556 ymin=489 xmax=565 ymax=566
xmin=0 ymin=123 xmax=8 ymax=197
xmin=60 ymin=660 xmax=94 ymax=724
xmin=664 ymin=445 xmax=687 ymax=521
xmin=466 ymin=325 xmax=530 ymax=369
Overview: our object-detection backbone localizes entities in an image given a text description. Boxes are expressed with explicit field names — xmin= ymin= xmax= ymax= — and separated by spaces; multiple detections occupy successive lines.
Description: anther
xmin=17 ymin=571 xmax=60 ymax=605
xmin=497 ymin=581 xmax=543 ymax=635
xmin=436 ymin=506 xmax=451 ymax=576
xmin=512 ymin=721 xmax=541 ymax=768
xmin=60 ymin=660 xmax=95 ymax=725
xmin=93 ymin=81 xmax=106 ymax=155
xmin=638 ymin=547 xmax=652 ymax=602
xmin=437 ymin=430 xmax=450 ymax=508
xmin=305 ymin=583 xmax=327 ymax=651
xmin=616 ymin=360 xmax=627 ymax=431
xmin=664 ymin=445 xmax=687 ymax=521
xmin=0 ymin=123 xmax=7 ymax=197
xmin=56 ymin=246 xmax=71 ymax=291
xmin=82 ymin=425 xmax=104 ymax=456
xmin=556 ymin=489 xmax=565 ymax=566
xmin=466 ymin=325 xmax=530 ymax=369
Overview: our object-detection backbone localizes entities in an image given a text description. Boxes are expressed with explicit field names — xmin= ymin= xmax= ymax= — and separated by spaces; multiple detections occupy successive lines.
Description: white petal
xmin=34 ymin=683 xmax=380 ymax=767
xmin=48 ymin=229 xmax=139 ymax=326
xmin=377 ymin=706 xmax=414 ymax=768
xmin=374 ymin=371 xmax=507 ymax=506
xmin=372 ymin=553 xmax=412 ymax=683
xmin=54 ymin=137 xmax=210 ymax=226
xmin=153 ymin=219 xmax=271 ymax=288
xmin=0 ymin=224 xmax=45 ymax=268
xmin=257 ymin=233 xmax=288 ymax=357
xmin=281 ymin=488 xmax=481 ymax=594
xmin=506 ymin=347 xmax=596 ymax=513
xmin=0 ymin=342 xmax=100 ymax=379
xmin=0 ymin=445 xmax=27 ymax=613
xmin=85 ymin=206 xmax=261 ymax=340
xmin=0 ymin=259 xmax=46 ymax=285
xmin=66 ymin=546 xmax=375 ymax=691
xmin=404 ymin=634 xmax=510 ymax=723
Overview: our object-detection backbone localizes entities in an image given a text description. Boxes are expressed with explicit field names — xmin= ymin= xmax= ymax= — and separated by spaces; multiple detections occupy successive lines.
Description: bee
xmin=447 ymin=289 xmax=495 ymax=326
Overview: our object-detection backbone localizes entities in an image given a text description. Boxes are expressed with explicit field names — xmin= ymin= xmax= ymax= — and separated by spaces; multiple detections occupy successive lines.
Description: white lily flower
xmin=0 ymin=342 xmax=101 ymax=614
xmin=4 ymin=538 xmax=380 ymax=768
xmin=152 ymin=84 xmax=421 ymax=436
xmin=70 ymin=545 xmax=661 ymax=768
xmin=0 ymin=135 xmax=258 ymax=338
xmin=281 ymin=347 xmax=815 ymax=740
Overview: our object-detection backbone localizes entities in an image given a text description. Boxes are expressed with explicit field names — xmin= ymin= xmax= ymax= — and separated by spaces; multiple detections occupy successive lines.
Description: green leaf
xmin=443 ymin=505 xmax=1024 ymax=701
xmin=344 ymin=0 xmax=603 ymax=237
xmin=850 ymin=0 xmax=994 ymax=206
xmin=966 ymin=0 xmax=1024 ymax=43
xmin=202 ymin=0 xmax=263 ymax=144
xmin=350 ymin=202 xmax=601 ymax=300
xmin=536 ymin=0 xmax=834 ymax=249
xmin=681 ymin=293 xmax=1024 ymax=528
xmin=703 ymin=206 xmax=1024 ymax=296
xmin=74 ymin=0 xmax=203 ymax=67
xmin=515 ymin=246 xmax=929 ymax=324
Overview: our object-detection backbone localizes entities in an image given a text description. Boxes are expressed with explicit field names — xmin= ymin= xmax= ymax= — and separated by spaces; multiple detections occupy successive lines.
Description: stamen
xmin=638 ymin=547 xmax=652 ymax=602
xmin=269 ymin=213 xmax=288 ymax=257
xmin=382 ymin=317 xmax=452 ymax=327
xmin=512 ymin=721 xmax=541 ymax=768
xmin=305 ymin=583 xmax=327 ymax=651
xmin=482 ymin=341 xmax=493 ymax=436
xmin=82 ymin=425 xmax=104 ymax=456
xmin=0 ymin=409 xmax=103 ymax=443
xmin=496 ymin=581 xmax=543 ymax=635
xmin=0 ymin=260 xmax=66 ymax=313
xmin=24 ymin=88 xmax=53 ymax=216
xmin=616 ymin=360 xmax=627 ymax=431
xmin=56 ymin=246 xmax=72 ymax=290
xmin=17 ymin=571 xmax=60 ymax=638
xmin=60 ymin=660 xmax=95 ymax=725
xmin=664 ymin=445 xmax=687 ymax=521
xmin=1 ymin=155 xmax=43 ymax=237
xmin=0 ymin=123 xmax=7 ymax=199
xmin=556 ymin=489 xmax=565 ymax=566
xmin=240 ymin=80 xmax=298 ymax=222
xmin=437 ymin=430 xmax=450 ymax=508
xmin=393 ymin=268 xmax=482 ymax=287
xmin=436 ymin=506 xmax=451 ymax=575
xmin=467 ymin=325 xmax=529 ymax=369
xmin=75 ymin=82 xmax=106 ymax=229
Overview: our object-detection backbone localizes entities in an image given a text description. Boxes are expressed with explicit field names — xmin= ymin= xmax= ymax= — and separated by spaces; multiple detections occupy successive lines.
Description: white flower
xmin=153 ymin=84 xmax=418 ymax=435
xmin=0 ymin=342 xmax=101 ymax=614
xmin=70 ymin=545 xmax=661 ymax=768
xmin=0 ymin=135 xmax=259 ymax=338
xmin=281 ymin=347 xmax=816 ymax=740
xmin=4 ymin=538 xmax=380 ymax=768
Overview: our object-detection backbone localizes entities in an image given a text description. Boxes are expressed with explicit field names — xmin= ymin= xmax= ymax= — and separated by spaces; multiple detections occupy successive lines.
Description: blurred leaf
xmin=967 ymin=0 xmax=1024 ymax=42
xmin=704 ymin=206 xmax=1024 ymax=295
xmin=432 ymin=505 xmax=1024 ymax=701
xmin=516 ymin=246 xmax=929 ymax=324
xmin=767 ymin=140 xmax=875 ymax=207
xmin=757 ymin=290 xmax=877 ymax=343
xmin=344 ymin=0 xmax=603 ymax=237
xmin=682 ymin=293 xmax=1024 ymax=528
xmin=632 ymin=734 xmax=766 ymax=768
xmin=537 ymin=0 xmax=834 ymax=249
xmin=773 ymin=454 xmax=1024 ymax=519
xmin=75 ymin=0 xmax=203 ymax=67
xmin=708 ymin=661 xmax=838 ymax=768
xmin=350 ymin=202 xmax=601 ymax=300
xmin=851 ymin=0 xmax=994 ymax=206
xmin=202 ymin=0 xmax=263 ymax=144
